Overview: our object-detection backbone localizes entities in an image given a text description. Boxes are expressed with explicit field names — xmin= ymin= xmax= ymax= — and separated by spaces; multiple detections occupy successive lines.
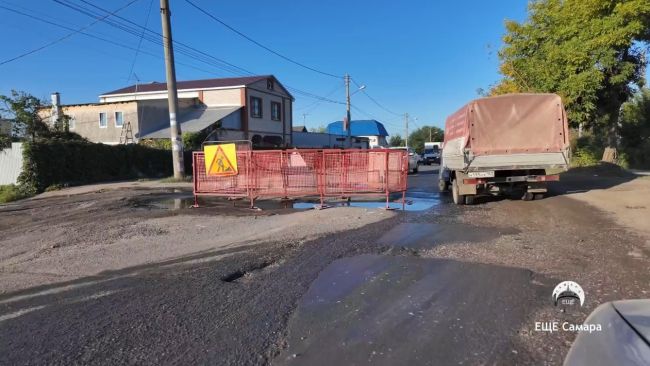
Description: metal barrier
xmin=193 ymin=149 xmax=408 ymax=209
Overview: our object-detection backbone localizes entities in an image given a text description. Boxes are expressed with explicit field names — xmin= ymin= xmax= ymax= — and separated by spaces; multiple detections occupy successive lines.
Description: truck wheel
xmin=534 ymin=193 xmax=544 ymax=200
xmin=452 ymin=179 xmax=465 ymax=205
xmin=465 ymin=195 xmax=475 ymax=205
xmin=522 ymin=192 xmax=534 ymax=201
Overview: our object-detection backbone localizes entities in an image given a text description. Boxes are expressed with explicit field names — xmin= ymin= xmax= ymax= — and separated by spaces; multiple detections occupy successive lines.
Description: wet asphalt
xmin=1 ymin=166 xmax=560 ymax=365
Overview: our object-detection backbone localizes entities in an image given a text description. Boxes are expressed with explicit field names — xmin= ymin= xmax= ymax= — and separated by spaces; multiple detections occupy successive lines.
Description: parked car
xmin=564 ymin=299 xmax=650 ymax=366
xmin=390 ymin=147 xmax=419 ymax=174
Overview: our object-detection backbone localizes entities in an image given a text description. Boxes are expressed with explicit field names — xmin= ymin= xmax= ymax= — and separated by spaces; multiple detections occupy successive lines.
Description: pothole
xmin=221 ymin=261 xmax=276 ymax=283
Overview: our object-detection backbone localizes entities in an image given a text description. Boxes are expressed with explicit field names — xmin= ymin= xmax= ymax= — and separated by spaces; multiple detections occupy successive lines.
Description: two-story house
xmin=44 ymin=75 xmax=294 ymax=147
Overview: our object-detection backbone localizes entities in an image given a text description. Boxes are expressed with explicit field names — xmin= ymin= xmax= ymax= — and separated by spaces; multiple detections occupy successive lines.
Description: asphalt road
xmin=1 ymin=165 xmax=648 ymax=365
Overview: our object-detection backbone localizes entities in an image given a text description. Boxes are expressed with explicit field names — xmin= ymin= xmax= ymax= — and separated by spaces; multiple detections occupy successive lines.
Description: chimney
xmin=51 ymin=92 xmax=60 ymax=126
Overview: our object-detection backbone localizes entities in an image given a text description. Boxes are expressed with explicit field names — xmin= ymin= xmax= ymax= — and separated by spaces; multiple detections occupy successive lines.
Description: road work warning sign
xmin=204 ymin=143 xmax=238 ymax=176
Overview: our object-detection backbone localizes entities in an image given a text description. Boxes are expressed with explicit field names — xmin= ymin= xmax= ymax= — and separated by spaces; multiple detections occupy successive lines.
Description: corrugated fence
xmin=0 ymin=143 xmax=23 ymax=185
xmin=193 ymin=149 xmax=408 ymax=208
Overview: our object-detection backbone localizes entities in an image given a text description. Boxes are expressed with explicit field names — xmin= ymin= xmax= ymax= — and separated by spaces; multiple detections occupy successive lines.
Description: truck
xmin=423 ymin=142 xmax=442 ymax=165
xmin=438 ymin=93 xmax=570 ymax=205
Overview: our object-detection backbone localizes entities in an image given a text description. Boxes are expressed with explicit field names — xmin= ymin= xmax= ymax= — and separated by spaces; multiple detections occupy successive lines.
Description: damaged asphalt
xmin=1 ymin=166 xmax=649 ymax=365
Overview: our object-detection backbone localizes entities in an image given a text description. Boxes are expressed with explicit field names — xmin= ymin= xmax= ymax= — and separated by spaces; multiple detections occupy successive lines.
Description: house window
xmin=250 ymin=96 xmax=262 ymax=118
xmin=115 ymin=111 xmax=124 ymax=127
xmin=271 ymin=102 xmax=281 ymax=121
xmin=267 ymin=79 xmax=274 ymax=90
xmin=69 ymin=116 xmax=75 ymax=130
xmin=99 ymin=112 xmax=107 ymax=128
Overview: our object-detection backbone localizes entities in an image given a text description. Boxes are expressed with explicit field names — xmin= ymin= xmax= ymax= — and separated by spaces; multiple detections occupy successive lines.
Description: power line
xmin=0 ymin=0 xmax=140 ymax=66
xmin=184 ymin=0 xmax=342 ymax=79
xmin=0 ymin=3 xmax=218 ymax=77
xmin=126 ymin=0 xmax=155 ymax=81
xmin=352 ymin=78 xmax=403 ymax=117
xmin=56 ymin=0 xmax=344 ymax=105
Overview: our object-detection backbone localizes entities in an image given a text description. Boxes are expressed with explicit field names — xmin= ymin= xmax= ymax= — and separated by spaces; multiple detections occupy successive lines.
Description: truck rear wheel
xmin=534 ymin=193 xmax=544 ymax=200
xmin=522 ymin=192 xmax=534 ymax=201
xmin=452 ymin=179 xmax=465 ymax=205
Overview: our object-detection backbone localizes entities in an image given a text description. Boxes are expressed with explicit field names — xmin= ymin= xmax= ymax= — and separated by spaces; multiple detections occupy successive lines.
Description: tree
xmin=619 ymin=88 xmax=650 ymax=168
xmin=492 ymin=0 xmax=650 ymax=146
xmin=389 ymin=134 xmax=404 ymax=147
xmin=0 ymin=90 xmax=49 ymax=140
xmin=408 ymin=126 xmax=444 ymax=154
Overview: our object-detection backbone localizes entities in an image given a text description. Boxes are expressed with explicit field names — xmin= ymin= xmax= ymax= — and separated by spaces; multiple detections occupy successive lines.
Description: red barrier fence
xmin=193 ymin=149 xmax=408 ymax=209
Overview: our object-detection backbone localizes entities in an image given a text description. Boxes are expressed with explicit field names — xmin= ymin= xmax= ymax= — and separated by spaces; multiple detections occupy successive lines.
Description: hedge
xmin=19 ymin=140 xmax=173 ymax=193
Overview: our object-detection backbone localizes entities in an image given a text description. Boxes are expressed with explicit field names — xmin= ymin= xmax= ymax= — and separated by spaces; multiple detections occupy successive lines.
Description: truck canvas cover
xmin=444 ymin=93 xmax=569 ymax=156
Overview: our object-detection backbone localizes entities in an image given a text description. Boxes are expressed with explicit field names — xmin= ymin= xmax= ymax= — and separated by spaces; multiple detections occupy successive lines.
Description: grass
xmin=0 ymin=184 xmax=29 ymax=203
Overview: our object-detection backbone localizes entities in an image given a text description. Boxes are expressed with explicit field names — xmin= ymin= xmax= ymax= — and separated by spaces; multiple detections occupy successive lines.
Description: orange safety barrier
xmin=193 ymin=149 xmax=408 ymax=209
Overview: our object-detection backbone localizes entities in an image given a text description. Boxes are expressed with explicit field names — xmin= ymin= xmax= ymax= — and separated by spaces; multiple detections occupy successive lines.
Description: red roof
xmin=101 ymin=75 xmax=275 ymax=96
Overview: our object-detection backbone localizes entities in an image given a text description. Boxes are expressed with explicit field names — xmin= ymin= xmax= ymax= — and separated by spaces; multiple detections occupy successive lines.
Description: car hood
xmin=613 ymin=300 xmax=650 ymax=344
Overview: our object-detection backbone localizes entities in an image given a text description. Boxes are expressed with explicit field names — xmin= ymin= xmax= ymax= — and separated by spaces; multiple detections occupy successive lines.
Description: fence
xmin=193 ymin=149 xmax=408 ymax=209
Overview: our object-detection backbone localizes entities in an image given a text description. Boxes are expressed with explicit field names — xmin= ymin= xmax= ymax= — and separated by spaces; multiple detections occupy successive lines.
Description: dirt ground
xmin=0 ymin=166 xmax=649 ymax=365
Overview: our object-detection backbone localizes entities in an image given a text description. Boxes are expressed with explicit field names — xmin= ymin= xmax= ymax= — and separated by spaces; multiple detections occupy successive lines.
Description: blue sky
xmin=1 ymin=0 xmax=530 ymax=135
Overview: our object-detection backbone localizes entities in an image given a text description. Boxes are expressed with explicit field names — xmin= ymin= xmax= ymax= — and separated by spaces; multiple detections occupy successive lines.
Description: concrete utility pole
xmin=160 ymin=0 xmax=184 ymax=178
xmin=404 ymin=113 xmax=409 ymax=148
xmin=344 ymin=74 xmax=352 ymax=147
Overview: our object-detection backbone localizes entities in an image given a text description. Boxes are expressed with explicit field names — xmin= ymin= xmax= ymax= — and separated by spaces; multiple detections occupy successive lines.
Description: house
xmin=326 ymin=120 xmax=389 ymax=148
xmin=42 ymin=75 xmax=294 ymax=147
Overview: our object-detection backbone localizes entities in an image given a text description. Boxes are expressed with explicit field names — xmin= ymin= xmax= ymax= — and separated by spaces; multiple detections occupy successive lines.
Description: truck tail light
xmin=463 ymin=178 xmax=486 ymax=185
xmin=535 ymin=175 xmax=560 ymax=182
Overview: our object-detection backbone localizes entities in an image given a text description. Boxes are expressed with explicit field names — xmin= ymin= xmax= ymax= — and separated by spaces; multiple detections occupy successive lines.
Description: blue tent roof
xmin=326 ymin=120 xmax=389 ymax=137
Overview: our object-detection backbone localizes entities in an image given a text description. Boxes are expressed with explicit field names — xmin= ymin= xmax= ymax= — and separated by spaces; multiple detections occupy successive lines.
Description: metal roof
xmin=142 ymin=106 xmax=241 ymax=139
xmin=102 ymin=75 xmax=280 ymax=96
xmin=326 ymin=120 xmax=389 ymax=137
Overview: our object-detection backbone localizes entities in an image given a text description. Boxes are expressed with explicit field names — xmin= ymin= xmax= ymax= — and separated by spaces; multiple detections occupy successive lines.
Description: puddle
xmin=130 ymin=192 xmax=195 ymax=210
xmin=292 ymin=194 xmax=441 ymax=211
xmin=131 ymin=192 xmax=441 ymax=212
xmin=274 ymin=254 xmax=549 ymax=366
xmin=378 ymin=223 xmax=519 ymax=249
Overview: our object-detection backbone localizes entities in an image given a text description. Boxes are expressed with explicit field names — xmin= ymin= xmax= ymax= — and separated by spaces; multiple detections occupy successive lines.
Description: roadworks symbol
xmin=204 ymin=144 xmax=238 ymax=176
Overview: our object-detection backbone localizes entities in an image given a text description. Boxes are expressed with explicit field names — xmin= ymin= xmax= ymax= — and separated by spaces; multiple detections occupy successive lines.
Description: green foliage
xmin=571 ymin=148 xmax=601 ymax=167
xmin=619 ymin=88 xmax=650 ymax=168
xmin=309 ymin=125 xmax=327 ymax=133
xmin=389 ymin=134 xmax=404 ymax=147
xmin=0 ymin=90 xmax=50 ymax=140
xmin=0 ymin=184 xmax=28 ymax=203
xmin=139 ymin=130 xmax=209 ymax=152
xmin=407 ymin=126 xmax=444 ymax=154
xmin=493 ymin=0 xmax=650 ymax=142
xmin=19 ymin=140 xmax=173 ymax=193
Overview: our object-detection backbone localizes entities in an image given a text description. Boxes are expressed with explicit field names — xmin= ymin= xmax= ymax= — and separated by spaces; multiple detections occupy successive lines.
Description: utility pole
xmin=404 ymin=113 xmax=409 ymax=148
xmin=344 ymin=74 xmax=352 ymax=147
xmin=429 ymin=127 xmax=432 ymax=142
xmin=160 ymin=0 xmax=184 ymax=179
xmin=302 ymin=113 xmax=308 ymax=125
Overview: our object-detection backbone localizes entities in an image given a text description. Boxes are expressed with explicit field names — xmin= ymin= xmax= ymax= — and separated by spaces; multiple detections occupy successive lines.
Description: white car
xmin=390 ymin=147 xmax=419 ymax=174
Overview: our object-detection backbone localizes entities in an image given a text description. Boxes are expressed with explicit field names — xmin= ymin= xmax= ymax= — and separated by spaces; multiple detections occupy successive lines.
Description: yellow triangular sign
xmin=204 ymin=143 xmax=238 ymax=176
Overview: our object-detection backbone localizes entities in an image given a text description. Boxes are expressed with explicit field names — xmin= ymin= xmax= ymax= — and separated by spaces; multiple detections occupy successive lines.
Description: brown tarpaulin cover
xmin=444 ymin=93 xmax=569 ymax=156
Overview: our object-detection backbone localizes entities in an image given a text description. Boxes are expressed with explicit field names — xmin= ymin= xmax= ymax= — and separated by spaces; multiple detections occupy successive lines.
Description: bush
xmin=571 ymin=148 xmax=600 ymax=167
xmin=0 ymin=184 xmax=27 ymax=203
xmin=19 ymin=140 xmax=173 ymax=193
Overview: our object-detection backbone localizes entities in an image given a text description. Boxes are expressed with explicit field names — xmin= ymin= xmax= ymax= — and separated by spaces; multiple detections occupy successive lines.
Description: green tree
xmin=0 ymin=90 xmax=50 ymax=141
xmin=493 ymin=0 xmax=650 ymax=146
xmin=389 ymin=134 xmax=404 ymax=147
xmin=408 ymin=126 xmax=444 ymax=154
xmin=619 ymin=88 xmax=650 ymax=168
xmin=309 ymin=125 xmax=327 ymax=133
